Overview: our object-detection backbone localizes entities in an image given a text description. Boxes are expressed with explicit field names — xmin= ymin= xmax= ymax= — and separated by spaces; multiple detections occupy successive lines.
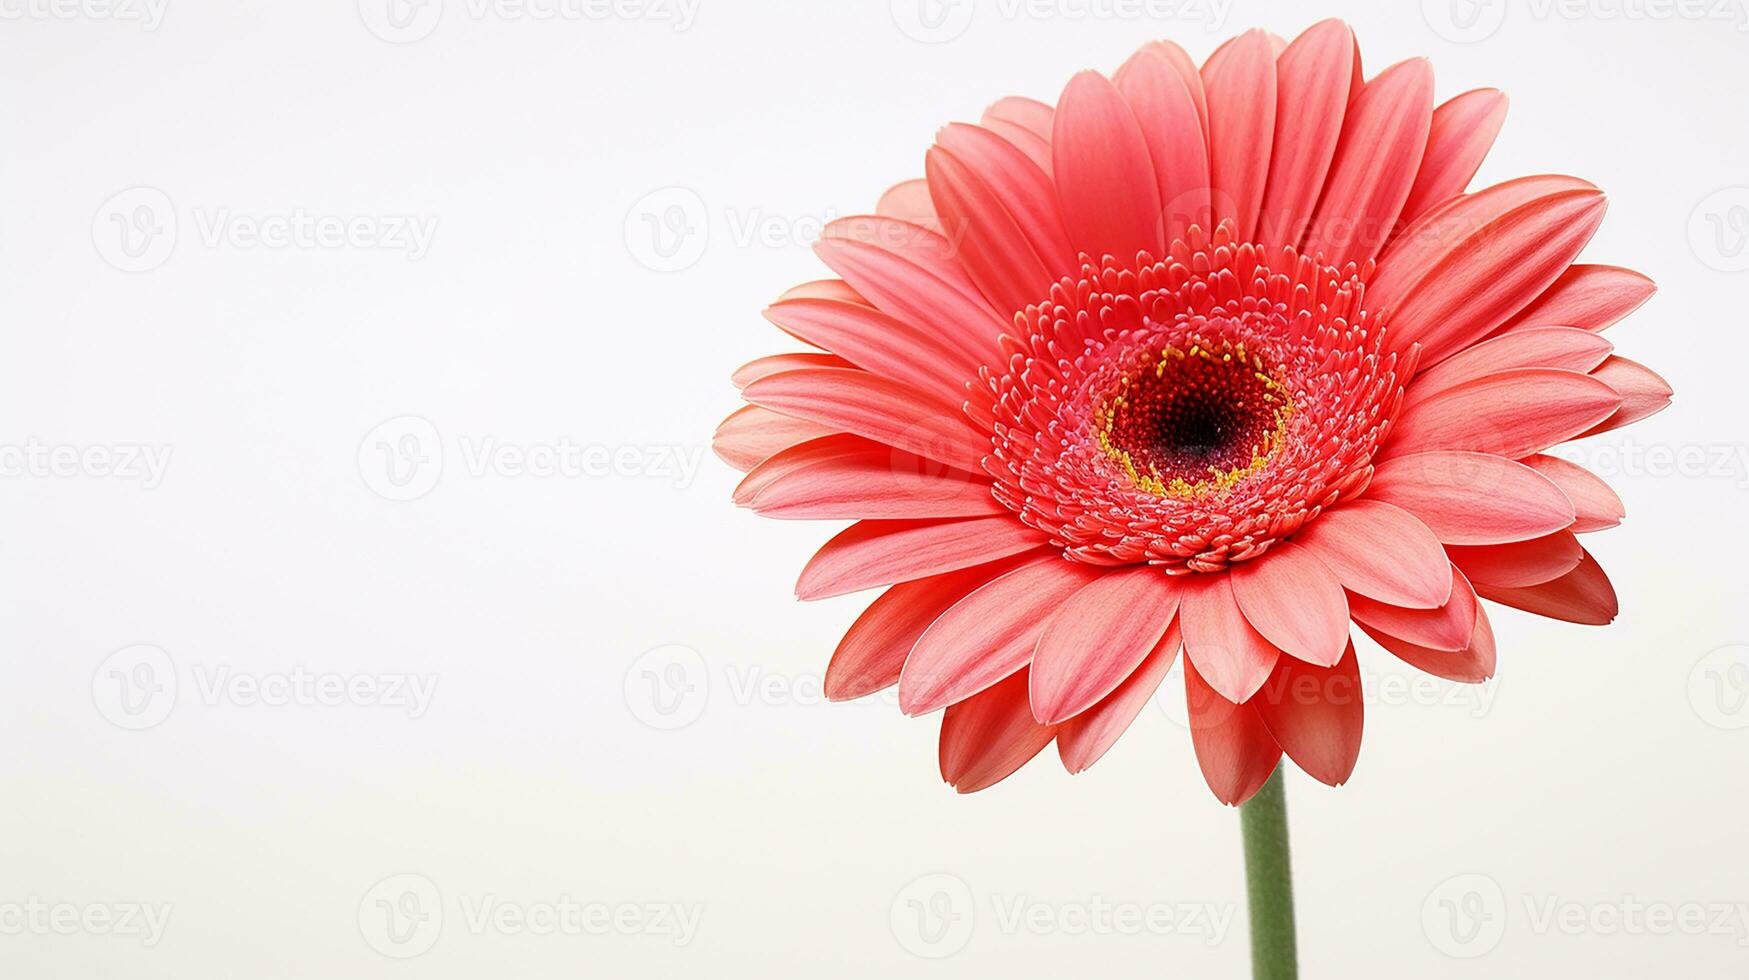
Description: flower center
xmin=1093 ymin=338 xmax=1295 ymax=498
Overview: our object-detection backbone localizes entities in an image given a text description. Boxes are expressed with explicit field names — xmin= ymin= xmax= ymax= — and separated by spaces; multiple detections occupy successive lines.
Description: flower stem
xmin=1240 ymin=763 xmax=1297 ymax=980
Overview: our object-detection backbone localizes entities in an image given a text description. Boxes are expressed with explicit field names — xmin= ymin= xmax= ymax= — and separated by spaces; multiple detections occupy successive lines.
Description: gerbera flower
xmin=716 ymin=20 xmax=1669 ymax=805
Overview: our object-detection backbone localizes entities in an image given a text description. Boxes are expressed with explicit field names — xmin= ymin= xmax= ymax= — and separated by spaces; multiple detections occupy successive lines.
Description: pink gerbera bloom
xmin=716 ymin=20 xmax=1670 ymax=804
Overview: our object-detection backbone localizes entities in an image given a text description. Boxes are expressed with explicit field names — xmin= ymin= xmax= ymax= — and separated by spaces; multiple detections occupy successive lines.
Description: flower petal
xmin=1519 ymin=454 xmax=1624 ymax=532
xmin=1303 ymin=58 xmax=1435 ymax=267
xmin=1029 ymin=567 xmax=1182 ymax=724
xmin=1348 ymin=564 xmax=1479 ymax=652
xmin=813 ymin=231 xmax=1004 ymax=365
xmin=826 ymin=555 xmax=1036 ymax=702
xmin=1449 ymin=531 xmax=1584 ymax=589
xmin=1256 ymin=18 xmax=1355 ymax=250
xmin=1366 ymin=451 xmax=1576 ymax=545
xmin=1361 ymin=602 xmax=1497 ymax=683
xmin=1579 ymin=356 xmax=1672 ymax=437
xmin=1404 ymin=327 xmax=1614 ymax=407
xmin=1384 ymin=368 xmax=1622 ymax=460
xmin=1185 ymin=657 xmax=1282 ymax=806
xmin=936 ymin=122 xmax=1077 ymax=277
xmin=797 ymin=517 xmax=1049 ymax=600
xmin=737 ymin=435 xmax=1001 ymax=521
xmin=926 ymin=145 xmax=1055 ymax=319
xmin=939 ymin=669 xmax=1056 ymax=793
xmin=1178 ymin=574 xmax=1280 ymax=702
xmin=731 ymin=352 xmax=851 ymax=388
xmin=713 ymin=405 xmax=833 ymax=472
xmin=741 ymin=366 xmax=990 ymax=474
xmin=1230 ymin=542 xmax=1350 ymax=667
xmin=1498 ymin=264 xmax=1656 ymax=333
xmin=1399 ymin=88 xmax=1509 ymax=227
xmin=876 ymin=179 xmax=943 ymax=234
xmin=1474 ymin=549 xmax=1618 ymax=625
xmin=1200 ymin=29 xmax=1277 ymax=242
xmin=1114 ymin=44 xmax=1211 ymax=244
xmin=900 ymin=556 xmax=1101 ymax=715
xmin=1056 ymin=621 xmax=1182 ymax=774
xmin=1291 ymin=499 xmax=1452 ymax=608
xmin=1051 ymin=70 xmax=1164 ymax=263
xmin=1253 ymin=641 xmax=1365 ymax=787
xmin=764 ymin=297 xmax=981 ymax=402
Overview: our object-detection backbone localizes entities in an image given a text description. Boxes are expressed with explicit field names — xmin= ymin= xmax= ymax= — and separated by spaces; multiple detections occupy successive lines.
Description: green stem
xmin=1240 ymin=764 xmax=1297 ymax=980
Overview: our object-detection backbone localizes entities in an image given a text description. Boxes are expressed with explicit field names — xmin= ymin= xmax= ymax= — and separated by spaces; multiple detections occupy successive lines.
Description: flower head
xmin=717 ymin=21 xmax=1669 ymax=804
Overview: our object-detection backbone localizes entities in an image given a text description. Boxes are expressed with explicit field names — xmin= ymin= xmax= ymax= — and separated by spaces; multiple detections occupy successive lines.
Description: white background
xmin=3 ymin=0 xmax=1747 ymax=976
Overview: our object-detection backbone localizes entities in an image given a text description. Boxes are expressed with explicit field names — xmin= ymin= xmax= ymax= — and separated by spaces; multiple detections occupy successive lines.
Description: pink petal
xmin=741 ymin=366 xmax=990 ymax=474
xmin=826 ymin=556 xmax=1036 ymax=702
xmin=1375 ymin=181 xmax=1609 ymax=365
xmin=1292 ymin=499 xmax=1452 ymax=609
xmin=1348 ymin=564 xmax=1479 ymax=652
xmin=1498 ymin=264 xmax=1656 ymax=333
xmin=797 ymin=517 xmax=1049 ymax=600
xmin=1398 ymin=88 xmax=1509 ymax=227
xmin=1184 ymin=656 xmax=1282 ymax=806
xmin=1051 ymin=71 xmax=1164 ymax=262
xmin=1304 ymin=58 xmax=1435 ymax=267
xmin=1114 ymin=44 xmax=1211 ymax=243
xmin=1366 ymin=451 xmax=1576 ymax=545
xmin=1200 ymin=30 xmax=1276 ymax=242
xmin=1384 ymin=368 xmax=1623 ymax=460
xmin=731 ymin=352 xmax=851 ymax=388
xmin=1255 ymin=18 xmax=1355 ymax=249
xmin=1520 ymin=454 xmax=1624 ymax=532
xmin=737 ymin=435 xmax=1001 ymax=521
xmin=1361 ymin=601 xmax=1497 ymax=683
xmin=712 ymin=405 xmax=834 ymax=472
xmin=1404 ymin=327 xmax=1614 ymax=407
xmin=1028 ymin=567 xmax=1182 ymax=725
xmin=936 ymin=122 xmax=1077 ymax=276
xmin=813 ymin=233 xmax=1003 ymax=366
xmin=983 ymin=96 xmax=1054 ymax=144
xmin=875 ymin=179 xmax=943 ymax=234
xmin=900 ymin=556 xmax=1101 ymax=715
xmin=926 ymin=145 xmax=1055 ymax=318
xmin=1474 ymin=549 xmax=1618 ymax=625
xmin=764 ymin=297 xmax=981 ymax=403
xmin=776 ymin=279 xmax=868 ymax=305
xmin=1579 ymin=356 xmax=1673 ymax=437
xmin=1374 ymin=175 xmax=1592 ymax=291
xmin=1449 ymin=531 xmax=1584 ymax=589
xmin=939 ymin=669 xmax=1056 ymax=794
xmin=1230 ymin=542 xmax=1351 ymax=667
xmin=1178 ymin=574 xmax=1280 ymax=703
xmin=1253 ymin=641 xmax=1365 ymax=786
xmin=1143 ymin=40 xmax=1209 ymax=143
xmin=1056 ymin=621 xmax=1182 ymax=774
